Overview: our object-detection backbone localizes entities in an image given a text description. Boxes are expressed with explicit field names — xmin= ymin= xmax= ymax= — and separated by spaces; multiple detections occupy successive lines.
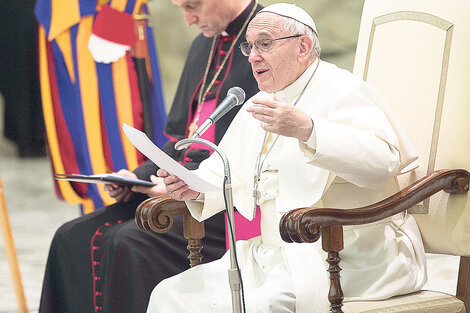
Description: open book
xmin=55 ymin=173 xmax=156 ymax=187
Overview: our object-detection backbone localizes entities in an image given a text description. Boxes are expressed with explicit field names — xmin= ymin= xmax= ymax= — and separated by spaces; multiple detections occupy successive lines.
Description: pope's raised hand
xmin=246 ymin=95 xmax=313 ymax=142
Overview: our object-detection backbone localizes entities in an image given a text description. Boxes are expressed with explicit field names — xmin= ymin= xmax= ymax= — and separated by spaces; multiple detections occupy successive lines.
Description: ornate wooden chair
xmin=136 ymin=0 xmax=470 ymax=311
xmin=281 ymin=0 xmax=470 ymax=312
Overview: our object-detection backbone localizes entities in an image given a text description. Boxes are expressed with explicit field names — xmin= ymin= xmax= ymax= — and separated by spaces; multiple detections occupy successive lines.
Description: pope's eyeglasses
xmin=239 ymin=34 xmax=302 ymax=56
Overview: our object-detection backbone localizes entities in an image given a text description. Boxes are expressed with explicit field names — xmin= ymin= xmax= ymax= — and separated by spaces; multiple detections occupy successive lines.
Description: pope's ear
xmin=298 ymin=35 xmax=313 ymax=62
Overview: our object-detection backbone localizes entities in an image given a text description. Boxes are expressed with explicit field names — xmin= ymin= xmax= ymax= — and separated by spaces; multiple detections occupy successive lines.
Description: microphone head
xmin=227 ymin=87 xmax=245 ymax=105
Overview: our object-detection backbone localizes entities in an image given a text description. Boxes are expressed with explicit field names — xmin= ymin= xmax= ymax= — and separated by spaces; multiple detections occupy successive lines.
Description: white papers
xmin=122 ymin=123 xmax=221 ymax=193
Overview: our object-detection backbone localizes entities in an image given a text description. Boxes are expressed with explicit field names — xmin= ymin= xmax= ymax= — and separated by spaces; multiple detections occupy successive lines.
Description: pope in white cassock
xmin=148 ymin=3 xmax=427 ymax=313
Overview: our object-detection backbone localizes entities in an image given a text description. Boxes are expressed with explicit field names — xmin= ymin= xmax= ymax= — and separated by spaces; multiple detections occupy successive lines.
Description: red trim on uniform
xmin=183 ymin=148 xmax=193 ymax=163
xmin=162 ymin=130 xmax=178 ymax=143
xmin=214 ymin=42 xmax=235 ymax=109
xmin=185 ymin=79 xmax=202 ymax=138
xmin=90 ymin=225 xmax=105 ymax=313
xmin=220 ymin=35 xmax=235 ymax=42
xmin=216 ymin=40 xmax=223 ymax=70
xmin=90 ymin=220 xmax=122 ymax=313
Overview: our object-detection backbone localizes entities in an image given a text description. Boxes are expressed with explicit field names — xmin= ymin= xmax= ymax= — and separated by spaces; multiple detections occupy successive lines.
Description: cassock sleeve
xmin=299 ymin=80 xmax=401 ymax=188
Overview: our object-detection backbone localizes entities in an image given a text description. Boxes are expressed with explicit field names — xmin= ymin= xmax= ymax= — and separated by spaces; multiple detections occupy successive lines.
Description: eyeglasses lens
xmin=240 ymin=39 xmax=272 ymax=56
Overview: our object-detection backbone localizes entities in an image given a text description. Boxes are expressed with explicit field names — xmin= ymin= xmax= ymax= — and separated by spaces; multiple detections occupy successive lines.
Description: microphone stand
xmin=175 ymin=138 xmax=243 ymax=313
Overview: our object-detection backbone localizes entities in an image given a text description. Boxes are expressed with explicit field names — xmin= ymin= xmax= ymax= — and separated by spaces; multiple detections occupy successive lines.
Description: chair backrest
xmin=352 ymin=0 xmax=470 ymax=256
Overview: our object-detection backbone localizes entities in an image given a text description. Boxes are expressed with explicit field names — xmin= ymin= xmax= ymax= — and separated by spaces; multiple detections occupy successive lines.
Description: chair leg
xmin=183 ymin=213 xmax=205 ymax=267
xmin=322 ymin=226 xmax=345 ymax=313
xmin=326 ymin=251 xmax=344 ymax=313
xmin=0 ymin=177 xmax=28 ymax=313
xmin=186 ymin=238 xmax=203 ymax=267
xmin=457 ymin=256 xmax=470 ymax=309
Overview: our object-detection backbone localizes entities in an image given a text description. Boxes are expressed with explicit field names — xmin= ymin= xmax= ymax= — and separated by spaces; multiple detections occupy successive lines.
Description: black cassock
xmin=39 ymin=2 xmax=262 ymax=313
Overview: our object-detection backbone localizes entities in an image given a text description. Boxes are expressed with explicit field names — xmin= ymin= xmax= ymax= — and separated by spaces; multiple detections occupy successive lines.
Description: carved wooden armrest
xmin=135 ymin=195 xmax=205 ymax=267
xmin=280 ymin=169 xmax=469 ymax=243
xmin=279 ymin=169 xmax=470 ymax=313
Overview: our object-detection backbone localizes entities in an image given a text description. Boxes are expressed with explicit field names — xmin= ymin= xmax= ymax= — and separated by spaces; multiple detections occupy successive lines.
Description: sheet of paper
xmin=122 ymin=123 xmax=221 ymax=193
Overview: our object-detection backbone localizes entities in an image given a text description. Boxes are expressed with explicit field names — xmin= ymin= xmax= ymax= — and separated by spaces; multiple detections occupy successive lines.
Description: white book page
xmin=122 ymin=123 xmax=221 ymax=192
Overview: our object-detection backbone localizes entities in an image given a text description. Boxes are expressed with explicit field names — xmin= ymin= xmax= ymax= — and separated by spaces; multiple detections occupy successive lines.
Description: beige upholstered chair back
xmin=352 ymin=0 xmax=470 ymax=256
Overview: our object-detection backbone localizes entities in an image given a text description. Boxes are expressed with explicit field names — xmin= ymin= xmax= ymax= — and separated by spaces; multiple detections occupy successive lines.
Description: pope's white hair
xmin=282 ymin=17 xmax=321 ymax=58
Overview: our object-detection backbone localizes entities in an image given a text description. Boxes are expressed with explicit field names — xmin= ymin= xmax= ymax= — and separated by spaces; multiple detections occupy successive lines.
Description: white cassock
xmin=146 ymin=60 xmax=427 ymax=313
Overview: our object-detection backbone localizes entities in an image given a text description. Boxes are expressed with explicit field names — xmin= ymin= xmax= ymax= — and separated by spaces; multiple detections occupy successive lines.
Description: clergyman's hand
xmin=246 ymin=95 xmax=313 ymax=142
xmin=131 ymin=175 xmax=167 ymax=198
xmin=103 ymin=169 xmax=135 ymax=203
xmin=157 ymin=169 xmax=200 ymax=201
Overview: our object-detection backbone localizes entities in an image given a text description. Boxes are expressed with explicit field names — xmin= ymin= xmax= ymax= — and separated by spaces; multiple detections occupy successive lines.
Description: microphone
xmin=191 ymin=87 xmax=245 ymax=139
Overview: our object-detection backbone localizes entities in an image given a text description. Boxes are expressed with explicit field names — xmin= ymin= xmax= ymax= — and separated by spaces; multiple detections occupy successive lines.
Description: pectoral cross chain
xmin=253 ymin=174 xmax=261 ymax=213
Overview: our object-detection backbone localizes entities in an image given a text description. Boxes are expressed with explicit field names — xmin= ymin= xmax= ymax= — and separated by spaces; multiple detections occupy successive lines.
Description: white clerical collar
xmin=274 ymin=58 xmax=320 ymax=101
